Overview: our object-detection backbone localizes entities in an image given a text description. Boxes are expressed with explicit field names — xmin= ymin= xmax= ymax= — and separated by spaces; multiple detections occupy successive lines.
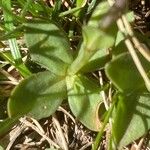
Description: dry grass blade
xmin=52 ymin=114 xmax=68 ymax=150
xmin=19 ymin=117 xmax=60 ymax=149
xmin=6 ymin=122 xmax=26 ymax=150
xmin=107 ymin=0 xmax=150 ymax=91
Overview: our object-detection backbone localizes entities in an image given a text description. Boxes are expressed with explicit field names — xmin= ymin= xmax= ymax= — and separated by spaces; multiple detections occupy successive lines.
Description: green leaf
xmin=114 ymin=12 xmax=134 ymax=46
xmin=83 ymin=25 xmax=116 ymax=51
xmin=66 ymin=74 xmax=103 ymax=131
xmin=0 ymin=116 xmax=20 ymax=136
xmin=105 ymin=52 xmax=150 ymax=93
xmin=24 ymin=20 xmax=73 ymax=76
xmin=111 ymin=93 xmax=150 ymax=149
xmin=115 ymin=31 xmax=125 ymax=46
xmin=126 ymin=11 xmax=135 ymax=23
xmin=68 ymin=1 xmax=117 ymax=75
xmin=87 ymin=0 xmax=97 ymax=14
xmin=2 ymin=0 xmax=22 ymax=64
xmin=8 ymin=71 xmax=67 ymax=119
xmin=76 ymin=0 xmax=86 ymax=7
xmin=112 ymin=41 xmax=127 ymax=57
xmin=80 ymin=49 xmax=110 ymax=73
xmin=68 ymin=25 xmax=116 ymax=75
xmin=88 ymin=1 xmax=110 ymax=27
xmin=0 ymin=145 xmax=4 ymax=150
xmin=0 ymin=51 xmax=31 ymax=77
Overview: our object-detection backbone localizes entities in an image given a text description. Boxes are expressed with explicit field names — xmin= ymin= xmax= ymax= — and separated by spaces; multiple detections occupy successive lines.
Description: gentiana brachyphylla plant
xmin=1 ymin=1 xmax=150 ymax=150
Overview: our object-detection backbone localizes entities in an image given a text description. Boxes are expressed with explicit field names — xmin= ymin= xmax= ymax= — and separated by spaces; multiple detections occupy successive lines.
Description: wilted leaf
xmin=8 ymin=71 xmax=67 ymax=119
xmin=66 ymin=74 xmax=103 ymax=131
xmin=24 ymin=20 xmax=73 ymax=76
